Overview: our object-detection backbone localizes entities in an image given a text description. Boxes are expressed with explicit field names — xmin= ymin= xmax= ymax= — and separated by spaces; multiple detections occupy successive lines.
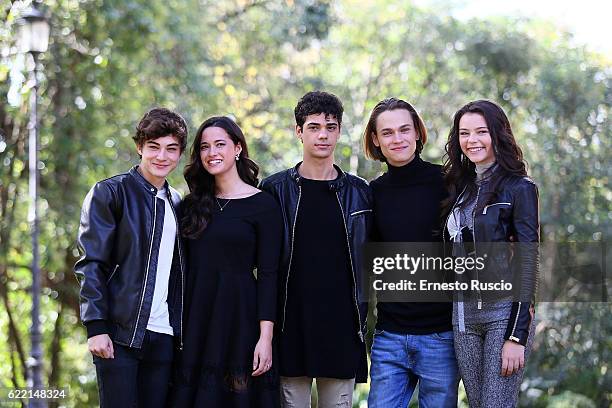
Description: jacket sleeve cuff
xmin=85 ymin=320 xmax=109 ymax=338
xmin=504 ymin=328 xmax=528 ymax=346
xmin=504 ymin=302 xmax=532 ymax=346
xmin=257 ymin=307 xmax=276 ymax=323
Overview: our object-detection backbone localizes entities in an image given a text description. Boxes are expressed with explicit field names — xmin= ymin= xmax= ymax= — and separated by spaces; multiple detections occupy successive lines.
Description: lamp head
xmin=16 ymin=4 xmax=50 ymax=54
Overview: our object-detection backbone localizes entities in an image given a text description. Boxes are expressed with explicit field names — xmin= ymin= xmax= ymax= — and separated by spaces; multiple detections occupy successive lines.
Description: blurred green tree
xmin=1 ymin=1 xmax=609 ymax=406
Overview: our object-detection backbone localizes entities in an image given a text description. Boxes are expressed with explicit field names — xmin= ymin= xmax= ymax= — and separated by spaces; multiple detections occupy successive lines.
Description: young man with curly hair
xmin=74 ymin=107 xmax=188 ymax=407
xmin=261 ymin=91 xmax=373 ymax=407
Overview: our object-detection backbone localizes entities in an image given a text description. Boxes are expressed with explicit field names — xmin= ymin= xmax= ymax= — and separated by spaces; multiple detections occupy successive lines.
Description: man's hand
xmin=88 ymin=334 xmax=114 ymax=359
xmin=501 ymin=340 xmax=525 ymax=376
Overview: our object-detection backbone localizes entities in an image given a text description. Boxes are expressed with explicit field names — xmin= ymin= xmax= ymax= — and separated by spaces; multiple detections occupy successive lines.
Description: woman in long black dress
xmin=172 ymin=116 xmax=282 ymax=407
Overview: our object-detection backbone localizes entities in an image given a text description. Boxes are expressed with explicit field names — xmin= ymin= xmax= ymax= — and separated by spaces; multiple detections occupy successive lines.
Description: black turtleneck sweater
xmin=370 ymin=155 xmax=452 ymax=334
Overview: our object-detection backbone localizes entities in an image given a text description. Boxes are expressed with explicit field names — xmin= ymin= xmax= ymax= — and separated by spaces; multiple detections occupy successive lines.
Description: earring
xmin=235 ymin=153 xmax=240 ymax=161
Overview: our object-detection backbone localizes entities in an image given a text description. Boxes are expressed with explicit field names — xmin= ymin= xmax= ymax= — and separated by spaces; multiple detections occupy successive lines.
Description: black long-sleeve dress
xmin=172 ymin=191 xmax=283 ymax=408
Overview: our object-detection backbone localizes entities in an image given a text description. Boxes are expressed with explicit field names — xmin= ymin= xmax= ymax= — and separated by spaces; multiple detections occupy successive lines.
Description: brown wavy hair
xmin=133 ymin=107 xmax=188 ymax=152
xmin=442 ymin=100 xmax=527 ymax=216
xmin=181 ymin=116 xmax=259 ymax=239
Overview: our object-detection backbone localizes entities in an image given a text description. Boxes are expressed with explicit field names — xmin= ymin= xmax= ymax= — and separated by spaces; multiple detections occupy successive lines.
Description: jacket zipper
xmin=472 ymin=186 xmax=482 ymax=309
xmin=482 ymin=202 xmax=511 ymax=215
xmin=350 ymin=209 xmax=372 ymax=217
xmin=484 ymin=199 xmax=521 ymax=340
xmin=106 ymin=264 xmax=119 ymax=284
xmin=335 ymin=192 xmax=364 ymax=343
xmin=281 ymin=185 xmax=302 ymax=332
xmin=130 ymin=195 xmax=158 ymax=347
xmin=510 ymin=301 xmax=522 ymax=339
xmin=167 ymin=192 xmax=185 ymax=350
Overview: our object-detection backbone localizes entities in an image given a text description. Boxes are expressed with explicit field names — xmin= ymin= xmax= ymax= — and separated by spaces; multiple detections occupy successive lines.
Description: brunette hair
xmin=442 ymin=99 xmax=527 ymax=215
xmin=133 ymin=107 xmax=188 ymax=152
xmin=181 ymin=116 xmax=259 ymax=239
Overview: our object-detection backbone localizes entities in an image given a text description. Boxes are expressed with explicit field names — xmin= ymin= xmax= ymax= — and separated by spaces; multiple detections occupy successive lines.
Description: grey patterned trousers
xmin=453 ymin=318 xmax=535 ymax=408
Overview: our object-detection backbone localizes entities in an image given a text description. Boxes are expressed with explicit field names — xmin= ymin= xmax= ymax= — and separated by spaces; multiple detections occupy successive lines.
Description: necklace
xmin=216 ymin=197 xmax=231 ymax=212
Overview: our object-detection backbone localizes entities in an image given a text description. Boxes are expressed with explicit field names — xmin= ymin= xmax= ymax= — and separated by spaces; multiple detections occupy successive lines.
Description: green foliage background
xmin=1 ymin=0 xmax=610 ymax=406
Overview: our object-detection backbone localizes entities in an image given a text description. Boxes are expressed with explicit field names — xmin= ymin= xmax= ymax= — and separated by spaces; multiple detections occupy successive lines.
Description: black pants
xmin=94 ymin=330 xmax=174 ymax=408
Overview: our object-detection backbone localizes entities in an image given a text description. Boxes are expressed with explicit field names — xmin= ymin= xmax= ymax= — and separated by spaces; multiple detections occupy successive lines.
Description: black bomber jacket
xmin=74 ymin=166 xmax=185 ymax=349
xmin=444 ymin=172 xmax=539 ymax=346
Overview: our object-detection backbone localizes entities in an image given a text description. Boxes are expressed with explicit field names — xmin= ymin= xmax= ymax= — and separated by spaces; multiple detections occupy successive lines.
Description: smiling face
xmin=459 ymin=112 xmax=496 ymax=165
xmin=297 ymin=113 xmax=340 ymax=160
xmin=199 ymin=126 xmax=242 ymax=177
xmin=372 ymin=109 xmax=419 ymax=167
xmin=137 ymin=135 xmax=181 ymax=188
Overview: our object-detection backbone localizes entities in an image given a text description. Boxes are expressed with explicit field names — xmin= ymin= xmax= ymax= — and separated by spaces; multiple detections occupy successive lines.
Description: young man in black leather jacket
xmin=74 ymin=108 xmax=187 ymax=408
xmin=260 ymin=91 xmax=372 ymax=407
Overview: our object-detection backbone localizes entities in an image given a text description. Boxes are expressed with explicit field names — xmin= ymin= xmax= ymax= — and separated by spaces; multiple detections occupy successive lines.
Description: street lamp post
xmin=16 ymin=3 xmax=49 ymax=408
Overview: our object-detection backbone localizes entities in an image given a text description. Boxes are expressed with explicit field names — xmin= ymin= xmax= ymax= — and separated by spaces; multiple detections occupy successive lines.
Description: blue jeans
xmin=368 ymin=329 xmax=459 ymax=408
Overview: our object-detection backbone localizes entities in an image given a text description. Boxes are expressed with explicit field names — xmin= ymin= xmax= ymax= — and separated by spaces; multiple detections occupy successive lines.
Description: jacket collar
xmin=129 ymin=165 xmax=170 ymax=196
xmin=289 ymin=161 xmax=347 ymax=191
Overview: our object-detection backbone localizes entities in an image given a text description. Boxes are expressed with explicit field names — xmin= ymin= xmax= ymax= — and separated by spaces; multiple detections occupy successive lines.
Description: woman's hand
xmin=252 ymin=321 xmax=274 ymax=376
xmin=501 ymin=340 xmax=525 ymax=376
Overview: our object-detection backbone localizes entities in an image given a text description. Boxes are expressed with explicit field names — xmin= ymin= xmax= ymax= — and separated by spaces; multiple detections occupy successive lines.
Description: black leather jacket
xmin=444 ymin=173 xmax=539 ymax=346
xmin=74 ymin=166 xmax=185 ymax=349
xmin=260 ymin=163 xmax=373 ymax=343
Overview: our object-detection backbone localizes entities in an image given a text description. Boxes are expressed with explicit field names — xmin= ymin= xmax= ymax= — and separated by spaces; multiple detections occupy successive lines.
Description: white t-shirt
xmin=147 ymin=188 xmax=176 ymax=336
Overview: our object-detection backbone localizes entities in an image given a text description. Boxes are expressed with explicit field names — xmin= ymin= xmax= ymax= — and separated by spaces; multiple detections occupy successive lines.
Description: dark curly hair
xmin=181 ymin=116 xmax=259 ymax=239
xmin=133 ymin=107 xmax=188 ymax=152
xmin=363 ymin=97 xmax=428 ymax=162
xmin=442 ymin=100 xmax=527 ymax=216
xmin=294 ymin=91 xmax=344 ymax=130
